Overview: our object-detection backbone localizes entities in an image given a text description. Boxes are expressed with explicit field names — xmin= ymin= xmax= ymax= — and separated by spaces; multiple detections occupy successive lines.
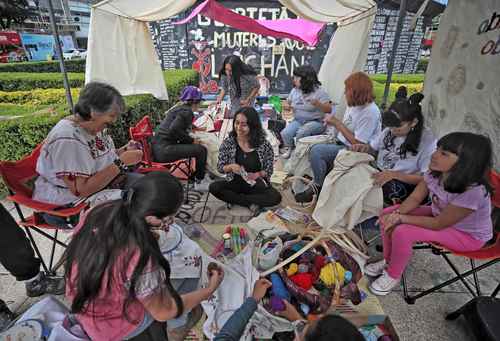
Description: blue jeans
xmin=280 ymin=120 xmax=325 ymax=147
xmin=310 ymin=143 xmax=346 ymax=186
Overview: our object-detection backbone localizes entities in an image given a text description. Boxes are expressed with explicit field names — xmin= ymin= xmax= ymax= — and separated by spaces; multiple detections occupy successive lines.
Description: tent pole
xmin=381 ymin=0 xmax=407 ymax=109
xmin=47 ymin=0 xmax=74 ymax=113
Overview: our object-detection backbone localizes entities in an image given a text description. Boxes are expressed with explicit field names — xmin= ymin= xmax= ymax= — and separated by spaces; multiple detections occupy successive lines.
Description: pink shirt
xmin=425 ymin=172 xmax=493 ymax=242
xmin=66 ymin=251 xmax=165 ymax=341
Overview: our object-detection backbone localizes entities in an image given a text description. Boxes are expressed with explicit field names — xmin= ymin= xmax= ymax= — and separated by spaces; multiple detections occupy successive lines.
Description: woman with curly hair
xmin=295 ymin=72 xmax=381 ymax=203
xmin=280 ymin=65 xmax=332 ymax=159
xmin=209 ymin=107 xmax=281 ymax=216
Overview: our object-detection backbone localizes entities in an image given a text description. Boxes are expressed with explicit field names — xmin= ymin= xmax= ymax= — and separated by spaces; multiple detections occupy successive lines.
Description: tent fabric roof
xmin=173 ymin=0 xmax=326 ymax=46
xmin=87 ymin=0 xmax=377 ymax=101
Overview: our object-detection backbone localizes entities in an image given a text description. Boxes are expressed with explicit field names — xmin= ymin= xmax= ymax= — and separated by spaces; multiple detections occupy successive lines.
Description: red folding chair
xmin=0 ymin=144 xmax=88 ymax=274
xmin=129 ymin=115 xmax=195 ymax=202
xmin=401 ymin=170 xmax=500 ymax=304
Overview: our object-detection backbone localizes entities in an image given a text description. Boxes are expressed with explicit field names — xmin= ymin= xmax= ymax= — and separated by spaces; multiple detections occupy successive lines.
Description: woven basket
xmin=281 ymin=176 xmax=319 ymax=215
xmin=261 ymin=229 xmax=365 ymax=315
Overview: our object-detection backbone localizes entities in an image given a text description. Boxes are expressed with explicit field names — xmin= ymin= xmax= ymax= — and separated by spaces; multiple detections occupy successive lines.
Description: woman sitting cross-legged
xmin=64 ymin=172 xmax=224 ymax=341
xmin=152 ymin=86 xmax=210 ymax=192
xmin=294 ymin=71 xmax=381 ymax=203
xmin=209 ymin=107 xmax=282 ymax=216
xmin=280 ymin=65 xmax=332 ymax=159
xmin=352 ymin=92 xmax=436 ymax=206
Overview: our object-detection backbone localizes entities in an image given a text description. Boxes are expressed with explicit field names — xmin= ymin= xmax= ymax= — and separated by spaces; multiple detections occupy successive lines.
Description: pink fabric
xmin=174 ymin=0 xmax=325 ymax=46
xmin=380 ymin=205 xmax=485 ymax=279
xmin=66 ymin=251 xmax=152 ymax=341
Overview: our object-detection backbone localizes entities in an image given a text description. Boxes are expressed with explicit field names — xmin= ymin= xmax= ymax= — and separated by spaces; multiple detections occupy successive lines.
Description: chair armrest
xmin=7 ymin=194 xmax=88 ymax=217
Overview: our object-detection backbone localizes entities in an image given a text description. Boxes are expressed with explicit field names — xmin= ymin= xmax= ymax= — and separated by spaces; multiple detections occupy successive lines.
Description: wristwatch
xmin=292 ymin=320 xmax=308 ymax=336
xmin=113 ymin=158 xmax=127 ymax=173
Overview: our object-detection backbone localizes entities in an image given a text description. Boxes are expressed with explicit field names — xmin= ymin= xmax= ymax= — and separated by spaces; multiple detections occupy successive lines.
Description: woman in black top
xmin=152 ymin=86 xmax=208 ymax=188
xmin=209 ymin=107 xmax=281 ymax=216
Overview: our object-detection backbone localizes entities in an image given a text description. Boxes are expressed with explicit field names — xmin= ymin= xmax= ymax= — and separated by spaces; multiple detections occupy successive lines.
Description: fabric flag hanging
xmin=174 ymin=0 xmax=326 ymax=46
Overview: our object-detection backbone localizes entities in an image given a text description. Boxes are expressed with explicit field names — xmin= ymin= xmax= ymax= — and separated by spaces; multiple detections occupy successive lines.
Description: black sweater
xmin=155 ymin=105 xmax=194 ymax=145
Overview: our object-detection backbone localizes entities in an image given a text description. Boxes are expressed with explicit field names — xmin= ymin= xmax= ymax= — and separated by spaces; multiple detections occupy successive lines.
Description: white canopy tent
xmin=86 ymin=0 xmax=376 ymax=110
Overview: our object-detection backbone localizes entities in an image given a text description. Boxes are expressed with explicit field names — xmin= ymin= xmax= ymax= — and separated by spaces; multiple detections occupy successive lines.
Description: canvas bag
xmin=284 ymin=135 xmax=334 ymax=193
xmin=312 ymin=150 xmax=383 ymax=232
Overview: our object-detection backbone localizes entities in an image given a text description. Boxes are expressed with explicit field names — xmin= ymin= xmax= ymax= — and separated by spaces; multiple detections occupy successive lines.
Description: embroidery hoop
xmin=158 ymin=223 xmax=183 ymax=255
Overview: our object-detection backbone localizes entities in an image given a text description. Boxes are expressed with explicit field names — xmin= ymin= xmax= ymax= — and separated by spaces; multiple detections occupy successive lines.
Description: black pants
xmin=153 ymin=143 xmax=207 ymax=180
xmin=0 ymin=203 xmax=40 ymax=281
xmin=128 ymin=321 xmax=168 ymax=341
xmin=209 ymin=177 xmax=282 ymax=208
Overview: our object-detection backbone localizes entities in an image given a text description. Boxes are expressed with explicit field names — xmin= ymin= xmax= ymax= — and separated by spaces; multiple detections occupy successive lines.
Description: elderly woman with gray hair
xmin=32 ymin=82 xmax=143 ymax=226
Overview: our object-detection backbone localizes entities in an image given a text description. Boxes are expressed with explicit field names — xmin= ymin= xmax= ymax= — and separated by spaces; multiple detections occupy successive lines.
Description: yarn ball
xmin=270 ymin=296 xmax=286 ymax=312
xmin=298 ymin=263 xmax=309 ymax=273
xmin=290 ymin=273 xmax=314 ymax=290
xmin=287 ymin=263 xmax=298 ymax=276
xmin=270 ymin=273 xmax=290 ymax=300
xmin=344 ymin=271 xmax=352 ymax=283
xmin=319 ymin=262 xmax=346 ymax=286
xmin=312 ymin=255 xmax=326 ymax=281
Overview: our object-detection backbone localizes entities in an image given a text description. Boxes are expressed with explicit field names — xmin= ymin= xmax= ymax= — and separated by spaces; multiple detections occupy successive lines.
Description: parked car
xmin=77 ymin=49 xmax=87 ymax=59
xmin=63 ymin=49 xmax=81 ymax=60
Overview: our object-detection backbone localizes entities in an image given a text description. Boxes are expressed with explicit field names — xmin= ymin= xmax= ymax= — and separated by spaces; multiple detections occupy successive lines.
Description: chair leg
xmin=24 ymin=227 xmax=49 ymax=274
xmin=199 ymin=193 xmax=210 ymax=223
xmin=442 ymin=254 xmax=477 ymax=297
xmin=491 ymin=283 xmax=500 ymax=297
xmin=469 ymin=259 xmax=481 ymax=296
xmin=401 ymin=272 xmax=415 ymax=304
xmin=48 ymin=229 xmax=59 ymax=275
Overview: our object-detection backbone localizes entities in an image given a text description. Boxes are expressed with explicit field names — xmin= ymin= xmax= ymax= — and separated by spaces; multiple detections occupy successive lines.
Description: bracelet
xmin=113 ymin=158 xmax=127 ymax=173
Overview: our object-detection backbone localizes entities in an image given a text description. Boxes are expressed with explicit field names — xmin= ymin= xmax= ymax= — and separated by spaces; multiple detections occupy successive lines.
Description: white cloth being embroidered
xmin=312 ymin=149 xmax=383 ymax=232
xmin=33 ymin=119 xmax=119 ymax=205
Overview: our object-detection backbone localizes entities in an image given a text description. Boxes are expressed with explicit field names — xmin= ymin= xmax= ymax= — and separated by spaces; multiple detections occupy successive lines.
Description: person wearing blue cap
xmin=152 ymin=86 xmax=210 ymax=191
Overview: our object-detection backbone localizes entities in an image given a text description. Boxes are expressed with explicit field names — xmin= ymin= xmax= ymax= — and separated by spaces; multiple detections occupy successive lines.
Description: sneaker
xmin=369 ymin=271 xmax=400 ymax=296
xmin=280 ymin=147 xmax=292 ymax=159
xmin=364 ymin=259 xmax=386 ymax=277
xmin=194 ymin=176 xmax=211 ymax=192
xmin=227 ymin=205 xmax=253 ymax=217
xmin=0 ymin=300 xmax=15 ymax=332
xmin=25 ymin=272 xmax=65 ymax=297
xmin=294 ymin=184 xmax=320 ymax=203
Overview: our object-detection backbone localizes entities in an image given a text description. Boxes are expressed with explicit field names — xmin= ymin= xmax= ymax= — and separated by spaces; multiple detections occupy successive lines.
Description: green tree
xmin=0 ymin=0 xmax=36 ymax=29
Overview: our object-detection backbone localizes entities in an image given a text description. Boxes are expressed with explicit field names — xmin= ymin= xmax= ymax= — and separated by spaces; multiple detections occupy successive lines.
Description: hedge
xmin=0 ymin=72 xmax=85 ymax=91
xmin=369 ymin=73 xmax=425 ymax=84
xmin=0 ymin=69 xmax=199 ymax=162
xmin=0 ymin=59 xmax=86 ymax=73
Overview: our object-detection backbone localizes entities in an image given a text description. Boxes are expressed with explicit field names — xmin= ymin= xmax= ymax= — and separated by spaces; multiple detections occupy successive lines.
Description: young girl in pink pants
xmin=365 ymin=132 xmax=494 ymax=296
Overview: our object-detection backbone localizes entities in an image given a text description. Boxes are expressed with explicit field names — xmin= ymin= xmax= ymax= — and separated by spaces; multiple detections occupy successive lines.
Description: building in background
xmin=69 ymin=0 xmax=91 ymax=48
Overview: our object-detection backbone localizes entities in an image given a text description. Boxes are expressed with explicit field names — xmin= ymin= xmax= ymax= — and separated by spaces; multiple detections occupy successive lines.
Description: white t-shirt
xmin=33 ymin=119 xmax=118 ymax=205
xmin=337 ymin=102 xmax=381 ymax=147
xmin=370 ymin=127 xmax=436 ymax=174
xmin=287 ymin=86 xmax=331 ymax=123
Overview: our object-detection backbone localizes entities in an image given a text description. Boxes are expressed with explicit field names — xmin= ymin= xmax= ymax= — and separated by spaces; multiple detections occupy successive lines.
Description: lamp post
xmin=47 ymin=0 xmax=74 ymax=113
xmin=381 ymin=0 xmax=407 ymax=109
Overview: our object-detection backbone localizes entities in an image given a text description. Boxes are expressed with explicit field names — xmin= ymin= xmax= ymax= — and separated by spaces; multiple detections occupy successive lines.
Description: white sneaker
xmin=369 ymin=271 xmax=400 ymax=296
xmin=280 ymin=147 xmax=292 ymax=159
xmin=364 ymin=259 xmax=386 ymax=277
xmin=228 ymin=205 xmax=253 ymax=216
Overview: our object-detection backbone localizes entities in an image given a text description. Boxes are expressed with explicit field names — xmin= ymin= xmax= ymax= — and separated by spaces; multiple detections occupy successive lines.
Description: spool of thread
xmin=298 ymin=263 xmax=309 ymax=273
xmin=222 ymin=233 xmax=232 ymax=250
xmin=270 ymin=296 xmax=286 ymax=312
xmin=270 ymin=273 xmax=290 ymax=301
